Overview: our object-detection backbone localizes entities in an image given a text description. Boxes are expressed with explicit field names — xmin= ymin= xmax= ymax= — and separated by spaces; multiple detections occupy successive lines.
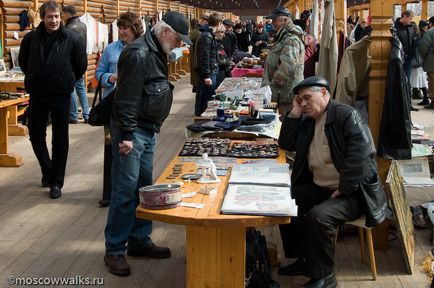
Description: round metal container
xmin=139 ymin=184 xmax=182 ymax=209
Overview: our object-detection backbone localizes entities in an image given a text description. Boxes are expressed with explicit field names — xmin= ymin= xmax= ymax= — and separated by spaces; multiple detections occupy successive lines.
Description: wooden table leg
xmin=8 ymin=105 xmax=28 ymax=136
xmin=0 ymin=107 xmax=23 ymax=167
xmin=186 ymin=225 xmax=246 ymax=288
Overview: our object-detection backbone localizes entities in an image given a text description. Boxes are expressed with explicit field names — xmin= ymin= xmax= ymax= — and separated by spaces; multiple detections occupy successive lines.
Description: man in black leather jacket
xmin=18 ymin=0 xmax=87 ymax=199
xmin=62 ymin=5 xmax=89 ymax=123
xmin=277 ymin=77 xmax=387 ymax=288
xmin=104 ymin=11 xmax=192 ymax=277
xmin=194 ymin=12 xmax=222 ymax=116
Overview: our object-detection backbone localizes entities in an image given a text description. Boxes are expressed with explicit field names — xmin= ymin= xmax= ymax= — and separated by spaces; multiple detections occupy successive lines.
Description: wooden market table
xmin=136 ymin=148 xmax=291 ymax=288
xmin=0 ymin=96 xmax=29 ymax=167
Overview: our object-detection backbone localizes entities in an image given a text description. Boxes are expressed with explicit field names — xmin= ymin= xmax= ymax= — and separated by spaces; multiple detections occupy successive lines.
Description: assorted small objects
xmin=0 ymin=91 xmax=24 ymax=100
xmin=178 ymin=138 xmax=231 ymax=157
xmin=199 ymin=185 xmax=217 ymax=195
xmin=166 ymin=163 xmax=184 ymax=179
xmin=228 ymin=142 xmax=279 ymax=158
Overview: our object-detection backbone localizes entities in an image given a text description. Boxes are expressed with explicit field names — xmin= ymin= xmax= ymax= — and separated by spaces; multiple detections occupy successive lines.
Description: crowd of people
xmin=16 ymin=2 xmax=429 ymax=287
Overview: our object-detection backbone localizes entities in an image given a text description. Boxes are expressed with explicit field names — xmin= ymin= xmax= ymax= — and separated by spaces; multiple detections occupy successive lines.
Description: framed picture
xmin=0 ymin=59 xmax=6 ymax=76
xmin=10 ymin=47 xmax=20 ymax=69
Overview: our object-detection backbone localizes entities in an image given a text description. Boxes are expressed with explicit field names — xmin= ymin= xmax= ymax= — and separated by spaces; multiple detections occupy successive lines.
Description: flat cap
xmin=265 ymin=6 xmax=291 ymax=19
xmin=223 ymin=19 xmax=234 ymax=27
xmin=293 ymin=76 xmax=330 ymax=94
xmin=162 ymin=11 xmax=192 ymax=45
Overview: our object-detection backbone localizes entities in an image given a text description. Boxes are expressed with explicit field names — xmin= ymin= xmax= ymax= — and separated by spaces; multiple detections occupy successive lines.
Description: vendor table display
xmin=231 ymin=66 xmax=264 ymax=78
xmin=215 ymin=77 xmax=262 ymax=94
xmin=136 ymin=141 xmax=291 ymax=288
xmin=178 ymin=138 xmax=231 ymax=157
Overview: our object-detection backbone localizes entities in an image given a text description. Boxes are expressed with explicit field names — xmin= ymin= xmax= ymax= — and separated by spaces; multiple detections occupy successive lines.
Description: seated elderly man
xmin=277 ymin=76 xmax=387 ymax=288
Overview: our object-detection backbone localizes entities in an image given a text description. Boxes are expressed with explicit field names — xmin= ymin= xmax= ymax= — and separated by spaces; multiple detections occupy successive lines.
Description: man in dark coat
xmin=221 ymin=19 xmax=238 ymax=59
xmin=250 ymin=23 xmax=269 ymax=57
xmin=62 ymin=5 xmax=89 ymax=123
xmin=104 ymin=11 xmax=192 ymax=276
xmin=277 ymin=76 xmax=387 ymax=288
xmin=19 ymin=0 xmax=87 ymax=199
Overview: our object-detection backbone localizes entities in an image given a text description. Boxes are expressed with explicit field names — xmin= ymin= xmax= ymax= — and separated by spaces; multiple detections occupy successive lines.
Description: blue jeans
xmin=104 ymin=123 xmax=156 ymax=255
xmin=70 ymin=77 xmax=89 ymax=120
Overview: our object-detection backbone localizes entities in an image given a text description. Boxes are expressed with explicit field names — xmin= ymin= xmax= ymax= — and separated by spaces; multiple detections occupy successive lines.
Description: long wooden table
xmin=0 ymin=96 xmax=29 ymax=167
xmin=136 ymin=149 xmax=290 ymax=288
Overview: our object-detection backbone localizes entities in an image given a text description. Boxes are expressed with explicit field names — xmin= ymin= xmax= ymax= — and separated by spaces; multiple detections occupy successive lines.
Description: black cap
xmin=223 ymin=19 xmax=234 ymax=27
xmin=429 ymin=16 xmax=434 ymax=26
xmin=293 ymin=76 xmax=330 ymax=94
xmin=162 ymin=11 xmax=192 ymax=45
xmin=265 ymin=6 xmax=291 ymax=19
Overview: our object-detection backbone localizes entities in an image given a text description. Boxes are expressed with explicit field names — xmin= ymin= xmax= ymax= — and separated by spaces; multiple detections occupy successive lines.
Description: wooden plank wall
xmin=1 ymin=0 xmax=233 ymax=84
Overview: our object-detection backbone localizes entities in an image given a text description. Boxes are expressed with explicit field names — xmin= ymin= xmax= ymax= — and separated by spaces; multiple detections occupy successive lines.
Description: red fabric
xmin=231 ymin=67 xmax=263 ymax=77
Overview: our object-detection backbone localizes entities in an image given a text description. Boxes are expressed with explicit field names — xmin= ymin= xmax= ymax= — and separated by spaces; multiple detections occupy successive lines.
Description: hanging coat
xmin=317 ymin=0 xmax=338 ymax=94
xmin=377 ymin=37 xmax=412 ymax=160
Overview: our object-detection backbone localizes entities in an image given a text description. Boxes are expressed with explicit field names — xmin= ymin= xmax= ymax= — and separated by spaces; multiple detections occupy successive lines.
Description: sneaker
xmin=424 ymin=102 xmax=434 ymax=109
xmin=104 ymin=254 xmax=131 ymax=276
xmin=410 ymin=105 xmax=419 ymax=111
xmin=417 ymin=99 xmax=430 ymax=106
xmin=127 ymin=242 xmax=171 ymax=258
xmin=278 ymin=258 xmax=306 ymax=276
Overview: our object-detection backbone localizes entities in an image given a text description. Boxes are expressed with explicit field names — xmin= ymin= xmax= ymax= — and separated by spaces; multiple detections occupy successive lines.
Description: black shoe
xmin=84 ymin=118 xmax=89 ymax=124
xmin=303 ymin=273 xmax=337 ymax=288
xmin=98 ymin=199 xmax=110 ymax=207
xmin=127 ymin=243 xmax=171 ymax=259
xmin=104 ymin=254 xmax=131 ymax=276
xmin=417 ymin=99 xmax=430 ymax=106
xmin=69 ymin=119 xmax=78 ymax=124
xmin=425 ymin=102 xmax=434 ymax=109
xmin=278 ymin=258 xmax=306 ymax=276
xmin=49 ymin=186 xmax=62 ymax=199
xmin=410 ymin=106 xmax=419 ymax=111
xmin=41 ymin=176 xmax=49 ymax=188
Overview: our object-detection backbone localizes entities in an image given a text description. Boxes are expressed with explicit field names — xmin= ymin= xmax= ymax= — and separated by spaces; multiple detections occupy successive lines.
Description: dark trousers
xmin=194 ymin=74 xmax=217 ymax=116
xmin=27 ymin=95 xmax=70 ymax=188
xmin=279 ymin=182 xmax=363 ymax=279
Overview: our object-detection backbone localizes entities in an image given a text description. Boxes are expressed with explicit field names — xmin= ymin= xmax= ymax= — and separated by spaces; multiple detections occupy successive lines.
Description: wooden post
xmin=335 ymin=0 xmax=346 ymax=41
xmin=368 ymin=0 xmax=394 ymax=250
xmin=422 ymin=0 xmax=428 ymax=19
xmin=117 ymin=0 xmax=120 ymax=16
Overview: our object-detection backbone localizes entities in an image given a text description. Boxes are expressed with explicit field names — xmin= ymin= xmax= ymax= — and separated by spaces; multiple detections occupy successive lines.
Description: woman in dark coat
xmin=234 ymin=23 xmax=250 ymax=52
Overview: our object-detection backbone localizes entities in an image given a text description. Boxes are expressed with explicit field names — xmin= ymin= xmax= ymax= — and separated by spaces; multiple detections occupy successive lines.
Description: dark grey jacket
xmin=65 ymin=16 xmax=87 ymax=49
xmin=112 ymin=29 xmax=174 ymax=141
xmin=19 ymin=23 xmax=87 ymax=97
xmin=278 ymin=100 xmax=388 ymax=227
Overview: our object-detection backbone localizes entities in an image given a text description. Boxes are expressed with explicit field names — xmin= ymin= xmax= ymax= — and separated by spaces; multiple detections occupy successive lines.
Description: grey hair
xmin=277 ymin=16 xmax=291 ymax=23
xmin=151 ymin=20 xmax=175 ymax=37
xmin=308 ymin=86 xmax=329 ymax=96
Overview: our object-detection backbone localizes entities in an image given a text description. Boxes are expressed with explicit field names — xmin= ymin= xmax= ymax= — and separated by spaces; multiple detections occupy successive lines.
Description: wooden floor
xmin=0 ymin=76 xmax=433 ymax=288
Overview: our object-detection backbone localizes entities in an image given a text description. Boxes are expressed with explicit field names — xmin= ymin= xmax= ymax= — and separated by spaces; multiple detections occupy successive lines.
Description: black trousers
xmin=279 ymin=182 xmax=363 ymax=279
xmin=28 ymin=95 xmax=70 ymax=188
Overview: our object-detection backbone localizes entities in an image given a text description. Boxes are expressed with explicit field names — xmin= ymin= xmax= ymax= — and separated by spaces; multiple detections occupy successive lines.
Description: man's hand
xmin=119 ymin=140 xmax=133 ymax=155
xmin=330 ymin=189 xmax=342 ymax=198
xmin=288 ymin=96 xmax=303 ymax=118
xmin=109 ymin=74 xmax=118 ymax=83
xmin=204 ymin=78 xmax=213 ymax=86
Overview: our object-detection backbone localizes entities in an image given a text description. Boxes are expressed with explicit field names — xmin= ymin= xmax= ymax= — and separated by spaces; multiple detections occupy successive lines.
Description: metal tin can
xmin=139 ymin=184 xmax=182 ymax=209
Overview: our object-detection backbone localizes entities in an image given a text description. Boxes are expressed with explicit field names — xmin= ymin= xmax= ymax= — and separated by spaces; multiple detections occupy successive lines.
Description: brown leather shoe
xmin=104 ymin=254 xmax=131 ymax=276
xmin=127 ymin=243 xmax=171 ymax=259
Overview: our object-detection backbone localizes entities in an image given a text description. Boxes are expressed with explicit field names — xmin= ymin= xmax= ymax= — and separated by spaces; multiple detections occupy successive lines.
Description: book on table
xmin=220 ymin=163 xmax=298 ymax=216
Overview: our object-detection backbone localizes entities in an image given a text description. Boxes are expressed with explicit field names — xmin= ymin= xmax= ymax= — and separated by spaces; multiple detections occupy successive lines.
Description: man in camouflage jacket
xmin=262 ymin=7 xmax=305 ymax=116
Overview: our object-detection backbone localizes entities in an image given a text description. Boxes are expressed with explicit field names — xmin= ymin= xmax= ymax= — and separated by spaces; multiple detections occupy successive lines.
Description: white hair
xmin=151 ymin=20 xmax=175 ymax=37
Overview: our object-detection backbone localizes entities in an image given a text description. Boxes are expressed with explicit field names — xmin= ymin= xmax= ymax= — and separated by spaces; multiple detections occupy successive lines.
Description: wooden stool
xmin=344 ymin=215 xmax=378 ymax=280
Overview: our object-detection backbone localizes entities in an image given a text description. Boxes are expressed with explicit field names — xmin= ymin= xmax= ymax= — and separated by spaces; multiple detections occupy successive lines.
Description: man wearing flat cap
xmin=277 ymin=76 xmax=387 ymax=288
xmin=104 ymin=11 xmax=192 ymax=276
xmin=222 ymin=19 xmax=238 ymax=59
xmin=262 ymin=6 xmax=305 ymax=117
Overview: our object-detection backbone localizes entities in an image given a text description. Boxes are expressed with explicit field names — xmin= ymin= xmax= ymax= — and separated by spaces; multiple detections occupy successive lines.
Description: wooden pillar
xmin=117 ymin=0 xmax=120 ymax=15
xmin=422 ymin=0 xmax=428 ymax=19
xmin=335 ymin=0 xmax=346 ymax=39
xmin=368 ymin=0 xmax=394 ymax=250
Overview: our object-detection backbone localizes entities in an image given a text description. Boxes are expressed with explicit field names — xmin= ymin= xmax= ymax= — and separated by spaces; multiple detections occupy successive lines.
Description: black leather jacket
xmin=112 ymin=30 xmax=174 ymax=140
xmin=378 ymin=37 xmax=412 ymax=159
xmin=65 ymin=16 xmax=87 ymax=49
xmin=395 ymin=18 xmax=416 ymax=61
xmin=222 ymin=31 xmax=238 ymax=58
xmin=196 ymin=25 xmax=218 ymax=79
xmin=250 ymin=31 xmax=269 ymax=57
xmin=19 ymin=23 xmax=87 ymax=97
xmin=278 ymin=100 xmax=387 ymax=227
